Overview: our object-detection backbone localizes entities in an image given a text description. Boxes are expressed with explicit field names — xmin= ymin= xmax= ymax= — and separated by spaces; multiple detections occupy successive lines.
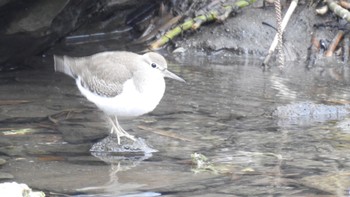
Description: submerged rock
xmin=58 ymin=122 xmax=108 ymax=144
xmin=300 ymin=172 xmax=350 ymax=195
xmin=273 ymin=102 xmax=350 ymax=126
xmin=273 ymin=102 xmax=350 ymax=118
xmin=0 ymin=158 xmax=6 ymax=165
xmin=0 ymin=172 xmax=14 ymax=180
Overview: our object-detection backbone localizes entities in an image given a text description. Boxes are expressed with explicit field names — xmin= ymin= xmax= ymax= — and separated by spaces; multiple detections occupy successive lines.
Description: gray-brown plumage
xmin=54 ymin=51 xmax=147 ymax=97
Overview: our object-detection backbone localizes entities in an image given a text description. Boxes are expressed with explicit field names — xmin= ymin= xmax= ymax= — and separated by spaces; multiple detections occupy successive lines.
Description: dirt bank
xmin=0 ymin=1 xmax=341 ymax=70
xmin=173 ymin=2 xmax=332 ymax=63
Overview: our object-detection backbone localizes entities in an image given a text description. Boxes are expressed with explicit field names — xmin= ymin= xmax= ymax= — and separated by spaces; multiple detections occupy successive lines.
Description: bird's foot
xmin=121 ymin=132 xmax=136 ymax=142
xmin=110 ymin=127 xmax=136 ymax=145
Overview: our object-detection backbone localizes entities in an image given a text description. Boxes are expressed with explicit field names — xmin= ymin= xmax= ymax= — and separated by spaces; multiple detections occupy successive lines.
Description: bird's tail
xmin=53 ymin=55 xmax=74 ymax=78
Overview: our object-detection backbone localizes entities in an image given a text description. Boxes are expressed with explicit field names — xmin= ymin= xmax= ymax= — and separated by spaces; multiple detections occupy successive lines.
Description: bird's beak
xmin=163 ymin=69 xmax=186 ymax=83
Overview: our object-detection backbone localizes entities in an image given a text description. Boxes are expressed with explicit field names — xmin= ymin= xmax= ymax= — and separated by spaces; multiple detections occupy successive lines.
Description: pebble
xmin=0 ymin=172 xmax=14 ymax=180
xmin=0 ymin=158 xmax=6 ymax=165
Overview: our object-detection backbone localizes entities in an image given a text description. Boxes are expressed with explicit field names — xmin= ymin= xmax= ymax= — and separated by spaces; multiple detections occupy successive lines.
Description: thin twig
xmin=0 ymin=99 xmax=32 ymax=105
xmin=325 ymin=30 xmax=344 ymax=57
xmin=343 ymin=33 xmax=349 ymax=62
xmin=138 ymin=125 xmax=195 ymax=142
xmin=306 ymin=34 xmax=320 ymax=68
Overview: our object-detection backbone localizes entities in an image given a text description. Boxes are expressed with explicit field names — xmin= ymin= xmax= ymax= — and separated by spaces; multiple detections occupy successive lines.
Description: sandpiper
xmin=54 ymin=51 xmax=185 ymax=144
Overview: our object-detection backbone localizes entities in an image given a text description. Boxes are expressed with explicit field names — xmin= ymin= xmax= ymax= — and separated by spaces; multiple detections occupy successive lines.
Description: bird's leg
xmin=108 ymin=117 xmax=121 ymax=144
xmin=108 ymin=116 xmax=136 ymax=144
xmin=110 ymin=128 xmax=120 ymax=144
xmin=114 ymin=116 xmax=136 ymax=141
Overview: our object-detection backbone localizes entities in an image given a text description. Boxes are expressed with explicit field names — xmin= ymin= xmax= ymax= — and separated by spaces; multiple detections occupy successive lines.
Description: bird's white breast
xmin=76 ymin=73 xmax=166 ymax=117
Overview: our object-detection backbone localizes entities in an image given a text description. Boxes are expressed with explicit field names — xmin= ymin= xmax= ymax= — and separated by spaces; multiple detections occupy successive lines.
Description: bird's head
xmin=143 ymin=52 xmax=186 ymax=83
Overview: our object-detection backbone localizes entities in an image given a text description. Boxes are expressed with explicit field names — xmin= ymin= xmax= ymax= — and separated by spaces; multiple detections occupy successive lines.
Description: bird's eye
xmin=151 ymin=63 xmax=157 ymax=68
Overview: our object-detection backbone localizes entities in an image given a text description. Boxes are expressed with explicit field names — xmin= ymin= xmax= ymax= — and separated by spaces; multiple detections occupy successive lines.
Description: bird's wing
xmin=75 ymin=54 xmax=135 ymax=97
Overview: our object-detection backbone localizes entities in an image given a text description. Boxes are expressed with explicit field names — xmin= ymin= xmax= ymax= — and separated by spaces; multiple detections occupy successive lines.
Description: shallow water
xmin=1 ymin=56 xmax=350 ymax=196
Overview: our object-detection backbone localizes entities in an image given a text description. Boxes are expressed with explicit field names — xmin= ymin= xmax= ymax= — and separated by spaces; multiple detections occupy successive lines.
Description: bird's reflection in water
xmin=77 ymin=152 xmax=154 ymax=195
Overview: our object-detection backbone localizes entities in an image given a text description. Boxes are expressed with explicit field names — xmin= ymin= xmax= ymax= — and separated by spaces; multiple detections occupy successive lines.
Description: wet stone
xmin=300 ymin=172 xmax=350 ymax=195
xmin=0 ymin=172 xmax=14 ymax=180
xmin=273 ymin=102 xmax=350 ymax=126
xmin=90 ymin=136 xmax=158 ymax=154
xmin=0 ymin=137 xmax=13 ymax=147
xmin=0 ymin=158 xmax=6 ymax=165
xmin=25 ymin=143 xmax=91 ymax=156
xmin=58 ymin=122 xmax=108 ymax=144
xmin=273 ymin=102 xmax=350 ymax=119
xmin=0 ymin=146 xmax=26 ymax=157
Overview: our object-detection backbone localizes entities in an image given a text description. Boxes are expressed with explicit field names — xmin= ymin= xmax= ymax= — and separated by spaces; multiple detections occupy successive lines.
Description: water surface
xmin=1 ymin=56 xmax=350 ymax=196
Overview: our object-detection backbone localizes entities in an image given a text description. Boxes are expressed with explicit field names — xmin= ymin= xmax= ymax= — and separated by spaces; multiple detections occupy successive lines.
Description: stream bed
xmin=1 ymin=56 xmax=350 ymax=196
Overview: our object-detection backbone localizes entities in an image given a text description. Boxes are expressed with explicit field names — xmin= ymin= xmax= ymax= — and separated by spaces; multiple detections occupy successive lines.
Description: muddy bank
xmin=0 ymin=1 xmax=340 ymax=70
xmin=174 ymin=3 xmax=326 ymax=62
